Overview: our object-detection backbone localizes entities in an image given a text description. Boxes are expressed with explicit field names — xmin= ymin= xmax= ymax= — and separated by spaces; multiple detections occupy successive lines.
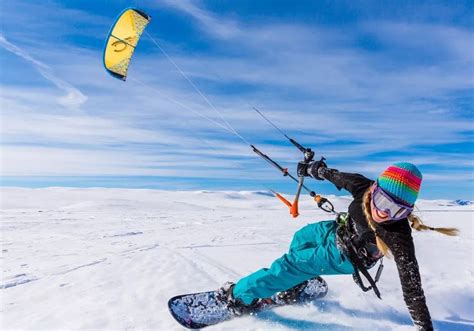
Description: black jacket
xmin=320 ymin=168 xmax=433 ymax=331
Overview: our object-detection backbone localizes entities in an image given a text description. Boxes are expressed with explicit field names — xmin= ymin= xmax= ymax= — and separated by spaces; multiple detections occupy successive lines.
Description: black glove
xmin=297 ymin=162 xmax=310 ymax=177
xmin=297 ymin=159 xmax=327 ymax=180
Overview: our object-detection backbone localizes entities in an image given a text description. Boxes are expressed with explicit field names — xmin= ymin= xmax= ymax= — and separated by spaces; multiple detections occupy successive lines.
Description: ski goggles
xmin=372 ymin=183 xmax=414 ymax=220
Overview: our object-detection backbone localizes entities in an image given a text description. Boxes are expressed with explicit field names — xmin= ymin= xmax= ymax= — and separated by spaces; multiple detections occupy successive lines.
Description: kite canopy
xmin=103 ymin=8 xmax=151 ymax=81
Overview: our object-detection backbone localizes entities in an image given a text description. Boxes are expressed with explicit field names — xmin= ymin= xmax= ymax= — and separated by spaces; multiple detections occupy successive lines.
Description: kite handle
xmin=270 ymin=191 xmax=299 ymax=218
xmin=275 ymin=192 xmax=292 ymax=208
xmin=290 ymin=200 xmax=299 ymax=218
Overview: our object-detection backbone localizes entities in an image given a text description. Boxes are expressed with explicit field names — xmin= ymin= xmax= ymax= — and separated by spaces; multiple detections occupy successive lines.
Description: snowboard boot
xmin=216 ymin=282 xmax=263 ymax=316
xmin=274 ymin=280 xmax=309 ymax=304
xmin=274 ymin=276 xmax=328 ymax=304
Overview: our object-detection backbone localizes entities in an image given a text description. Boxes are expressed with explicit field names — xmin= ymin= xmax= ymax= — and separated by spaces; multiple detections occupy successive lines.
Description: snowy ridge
xmin=453 ymin=200 xmax=472 ymax=206
xmin=1 ymin=188 xmax=473 ymax=330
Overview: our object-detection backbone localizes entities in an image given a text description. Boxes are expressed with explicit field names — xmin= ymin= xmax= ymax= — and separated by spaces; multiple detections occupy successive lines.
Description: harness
xmin=335 ymin=212 xmax=384 ymax=299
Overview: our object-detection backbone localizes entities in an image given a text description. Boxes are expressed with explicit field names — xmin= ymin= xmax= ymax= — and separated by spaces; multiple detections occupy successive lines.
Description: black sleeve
xmin=380 ymin=225 xmax=433 ymax=330
xmin=319 ymin=168 xmax=373 ymax=198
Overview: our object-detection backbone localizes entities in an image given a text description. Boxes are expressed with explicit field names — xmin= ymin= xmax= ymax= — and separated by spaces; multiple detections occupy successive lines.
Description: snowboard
xmin=168 ymin=276 xmax=328 ymax=329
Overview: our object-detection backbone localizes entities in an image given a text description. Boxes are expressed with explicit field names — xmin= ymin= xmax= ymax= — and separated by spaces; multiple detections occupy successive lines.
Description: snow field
xmin=1 ymin=188 xmax=473 ymax=330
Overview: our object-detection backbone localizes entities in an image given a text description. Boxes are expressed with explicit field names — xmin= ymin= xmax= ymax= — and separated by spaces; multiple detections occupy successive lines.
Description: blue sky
xmin=1 ymin=0 xmax=473 ymax=200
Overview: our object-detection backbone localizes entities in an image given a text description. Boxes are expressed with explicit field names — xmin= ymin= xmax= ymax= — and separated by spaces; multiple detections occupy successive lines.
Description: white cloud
xmin=150 ymin=1 xmax=473 ymax=100
xmin=157 ymin=0 xmax=241 ymax=39
xmin=1 ymin=0 xmax=472 ymax=191
xmin=0 ymin=34 xmax=87 ymax=110
xmin=0 ymin=144 xmax=270 ymax=178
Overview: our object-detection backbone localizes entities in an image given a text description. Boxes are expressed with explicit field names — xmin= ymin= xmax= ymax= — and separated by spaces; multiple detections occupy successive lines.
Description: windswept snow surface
xmin=1 ymin=188 xmax=473 ymax=330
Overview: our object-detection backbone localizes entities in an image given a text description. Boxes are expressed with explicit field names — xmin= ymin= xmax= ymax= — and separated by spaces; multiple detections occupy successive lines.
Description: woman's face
xmin=370 ymin=184 xmax=391 ymax=223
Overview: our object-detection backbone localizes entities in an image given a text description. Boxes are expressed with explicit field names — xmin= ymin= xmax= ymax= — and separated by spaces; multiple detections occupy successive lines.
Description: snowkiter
xmin=217 ymin=162 xmax=458 ymax=330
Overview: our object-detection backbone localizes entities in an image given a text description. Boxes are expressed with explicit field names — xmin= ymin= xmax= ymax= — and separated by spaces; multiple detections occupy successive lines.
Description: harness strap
xmin=336 ymin=213 xmax=384 ymax=299
xmin=346 ymin=244 xmax=382 ymax=299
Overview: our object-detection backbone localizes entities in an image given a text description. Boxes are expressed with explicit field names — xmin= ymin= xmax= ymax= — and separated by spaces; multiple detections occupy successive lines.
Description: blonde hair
xmin=362 ymin=188 xmax=459 ymax=258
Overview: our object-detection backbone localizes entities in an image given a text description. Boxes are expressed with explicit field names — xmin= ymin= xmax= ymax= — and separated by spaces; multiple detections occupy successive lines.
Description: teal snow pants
xmin=233 ymin=220 xmax=354 ymax=305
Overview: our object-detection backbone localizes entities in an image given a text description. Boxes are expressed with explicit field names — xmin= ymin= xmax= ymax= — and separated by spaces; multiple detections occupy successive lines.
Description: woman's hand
xmin=297 ymin=159 xmax=327 ymax=180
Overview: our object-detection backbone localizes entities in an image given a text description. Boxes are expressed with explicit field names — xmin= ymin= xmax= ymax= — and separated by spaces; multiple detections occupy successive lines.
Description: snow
xmin=1 ymin=187 xmax=473 ymax=330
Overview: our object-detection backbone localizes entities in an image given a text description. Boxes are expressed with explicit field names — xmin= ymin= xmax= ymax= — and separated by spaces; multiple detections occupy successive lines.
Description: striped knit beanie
xmin=377 ymin=162 xmax=422 ymax=206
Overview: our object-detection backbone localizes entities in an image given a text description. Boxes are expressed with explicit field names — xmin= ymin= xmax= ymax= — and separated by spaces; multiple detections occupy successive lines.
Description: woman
xmin=217 ymin=162 xmax=458 ymax=330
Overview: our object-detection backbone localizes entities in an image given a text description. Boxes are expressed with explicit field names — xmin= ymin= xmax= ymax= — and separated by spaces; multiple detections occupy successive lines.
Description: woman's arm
xmin=318 ymin=168 xmax=373 ymax=198
xmin=379 ymin=225 xmax=433 ymax=330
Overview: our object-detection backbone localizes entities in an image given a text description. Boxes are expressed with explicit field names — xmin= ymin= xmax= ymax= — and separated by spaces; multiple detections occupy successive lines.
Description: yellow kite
xmin=103 ymin=8 xmax=151 ymax=81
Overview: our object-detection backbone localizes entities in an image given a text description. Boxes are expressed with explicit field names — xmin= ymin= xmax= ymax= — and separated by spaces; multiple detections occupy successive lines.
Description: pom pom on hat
xmin=377 ymin=162 xmax=422 ymax=206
